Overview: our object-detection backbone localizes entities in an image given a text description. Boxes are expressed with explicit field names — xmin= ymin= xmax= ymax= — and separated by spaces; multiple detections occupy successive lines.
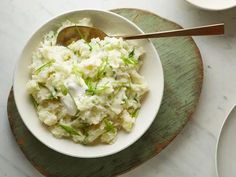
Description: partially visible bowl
xmin=185 ymin=0 xmax=236 ymax=10
xmin=216 ymin=105 xmax=236 ymax=177
xmin=13 ymin=9 xmax=164 ymax=158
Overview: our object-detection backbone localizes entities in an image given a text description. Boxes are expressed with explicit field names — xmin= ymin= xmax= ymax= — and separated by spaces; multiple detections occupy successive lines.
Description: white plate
xmin=13 ymin=9 xmax=164 ymax=158
xmin=216 ymin=105 xmax=236 ymax=177
xmin=185 ymin=0 xmax=236 ymax=10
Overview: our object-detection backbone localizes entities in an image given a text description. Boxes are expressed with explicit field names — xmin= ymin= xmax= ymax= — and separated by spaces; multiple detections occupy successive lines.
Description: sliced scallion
xmin=60 ymin=84 xmax=69 ymax=96
xmin=34 ymin=61 xmax=54 ymax=75
xmin=59 ymin=123 xmax=79 ymax=135
xmin=128 ymin=49 xmax=135 ymax=58
xmin=121 ymin=56 xmax=138 ymax=65
xmin=104 ymin=119 xmax=115 ymax=133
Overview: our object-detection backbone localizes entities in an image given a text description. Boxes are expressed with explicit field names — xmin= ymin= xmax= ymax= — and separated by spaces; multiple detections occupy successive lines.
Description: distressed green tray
xmin=7 ymin=8 xmax=203 ymax=177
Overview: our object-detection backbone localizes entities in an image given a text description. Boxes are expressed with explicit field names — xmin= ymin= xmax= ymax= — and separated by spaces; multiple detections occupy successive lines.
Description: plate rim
xmin=216 ymin=104 xmax=236 ymax=177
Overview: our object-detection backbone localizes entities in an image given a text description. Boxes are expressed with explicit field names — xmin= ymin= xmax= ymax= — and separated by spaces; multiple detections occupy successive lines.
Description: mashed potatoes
xmin=26 ymin=18 xmax=149 ymax=145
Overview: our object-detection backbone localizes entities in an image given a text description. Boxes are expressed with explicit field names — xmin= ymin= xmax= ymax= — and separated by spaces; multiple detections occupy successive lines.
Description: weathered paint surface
xmin=7 ymin=8 xmax=203 ymax=177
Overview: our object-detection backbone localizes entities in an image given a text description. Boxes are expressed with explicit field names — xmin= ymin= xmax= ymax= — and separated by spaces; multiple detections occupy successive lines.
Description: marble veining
xmin=0 ymin=0 xmax=236 ymax=177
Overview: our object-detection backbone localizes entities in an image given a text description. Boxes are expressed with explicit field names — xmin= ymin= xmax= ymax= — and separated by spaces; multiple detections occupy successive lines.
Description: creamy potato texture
xmin=26 ymin=18 xmax=149 ymax=144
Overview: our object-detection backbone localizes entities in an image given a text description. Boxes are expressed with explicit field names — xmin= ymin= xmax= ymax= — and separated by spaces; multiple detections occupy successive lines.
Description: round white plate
xmin=185 ymin=0 xmax=236 ymax=10
xmin=216 ymin=105 xmax=236 ymax=177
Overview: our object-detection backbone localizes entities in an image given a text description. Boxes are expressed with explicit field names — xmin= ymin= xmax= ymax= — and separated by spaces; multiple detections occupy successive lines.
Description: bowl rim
xmin=13 ymin=9 xmax=164 ymax=158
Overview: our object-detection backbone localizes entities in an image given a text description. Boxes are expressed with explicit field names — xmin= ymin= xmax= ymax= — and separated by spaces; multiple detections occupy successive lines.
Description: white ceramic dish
xmin=13 ymin=9 xmax=164 ymax=158
xmin=216 ymin=105 xmax=236 ymax=177
xmin=185 ymin=0 xmax=236 ymax=10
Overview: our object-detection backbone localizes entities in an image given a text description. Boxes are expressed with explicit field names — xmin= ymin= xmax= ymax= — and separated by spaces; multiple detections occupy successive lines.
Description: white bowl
xmin=13 ymin=9 xmax=164 ymax=158
xmin=185 ymin=0 xmax=236 ymax=10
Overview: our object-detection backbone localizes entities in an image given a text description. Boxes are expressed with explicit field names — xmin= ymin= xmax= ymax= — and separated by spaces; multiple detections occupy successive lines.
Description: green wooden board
xmin=7 ymin=8 xmax=203 ymax=177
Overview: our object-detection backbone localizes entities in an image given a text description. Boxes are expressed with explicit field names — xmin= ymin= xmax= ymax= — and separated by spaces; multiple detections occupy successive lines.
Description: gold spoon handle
xmin=115 ymin=23 xmax=224 ymax=40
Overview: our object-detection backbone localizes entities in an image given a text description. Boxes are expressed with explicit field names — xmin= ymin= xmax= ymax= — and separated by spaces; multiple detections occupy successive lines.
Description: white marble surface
xmin=0 ymin=0 xmax=236 ymax=177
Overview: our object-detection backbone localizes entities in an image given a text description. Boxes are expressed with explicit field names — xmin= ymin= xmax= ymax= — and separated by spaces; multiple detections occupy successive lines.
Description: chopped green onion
xmin=96 ymin=57 xmax=108 ymax=79
xmin=104 ymin=119 xmax=115 ymax=133
xmin=121 ymin=49 xmax=137 ymax=65
xmin=74 ymin=50 xmax=80 ymax=57
xmin=88 ymin=43 xmax=92 ymax=51
xmin=86 ymin=89 xmax=95 ymax=95
xmin=34 ymin=61 xmax=54 ymax=74
xmin=72 ymin=64 xmax=85 ymax=84
xmin=131 ymin=108 xmax=140 ymax=118
xmin=59 ymin=84 xmax=68 ymax=96
xmin=95 ymin=81 xmax=109 ymax=95
xmin=112 ymin=87 xmax=121 ymax=98
xmin=121 ymin=56 xmax=138 ymax=65
xmin=47 ymin=93 xmax=55 ymax=100
xmin=85 ymin=78 xmax=110 ymax=95
xmin=72 ymin=64 xmax=81 ymax=75
xmin=59 ymin=123 xmax=79 ymax=135
xmin=96 ymin=86 xmax=108 ymax=94
xmin=114 ymin=81 xmax=130 ymax=88
xmin=63 ymin=55 xmax=71 ymax=61
xmin=128 ymin=49 xmax=135 ymax=58
xmin=84 ymin=78 xmax=96 ymax=95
